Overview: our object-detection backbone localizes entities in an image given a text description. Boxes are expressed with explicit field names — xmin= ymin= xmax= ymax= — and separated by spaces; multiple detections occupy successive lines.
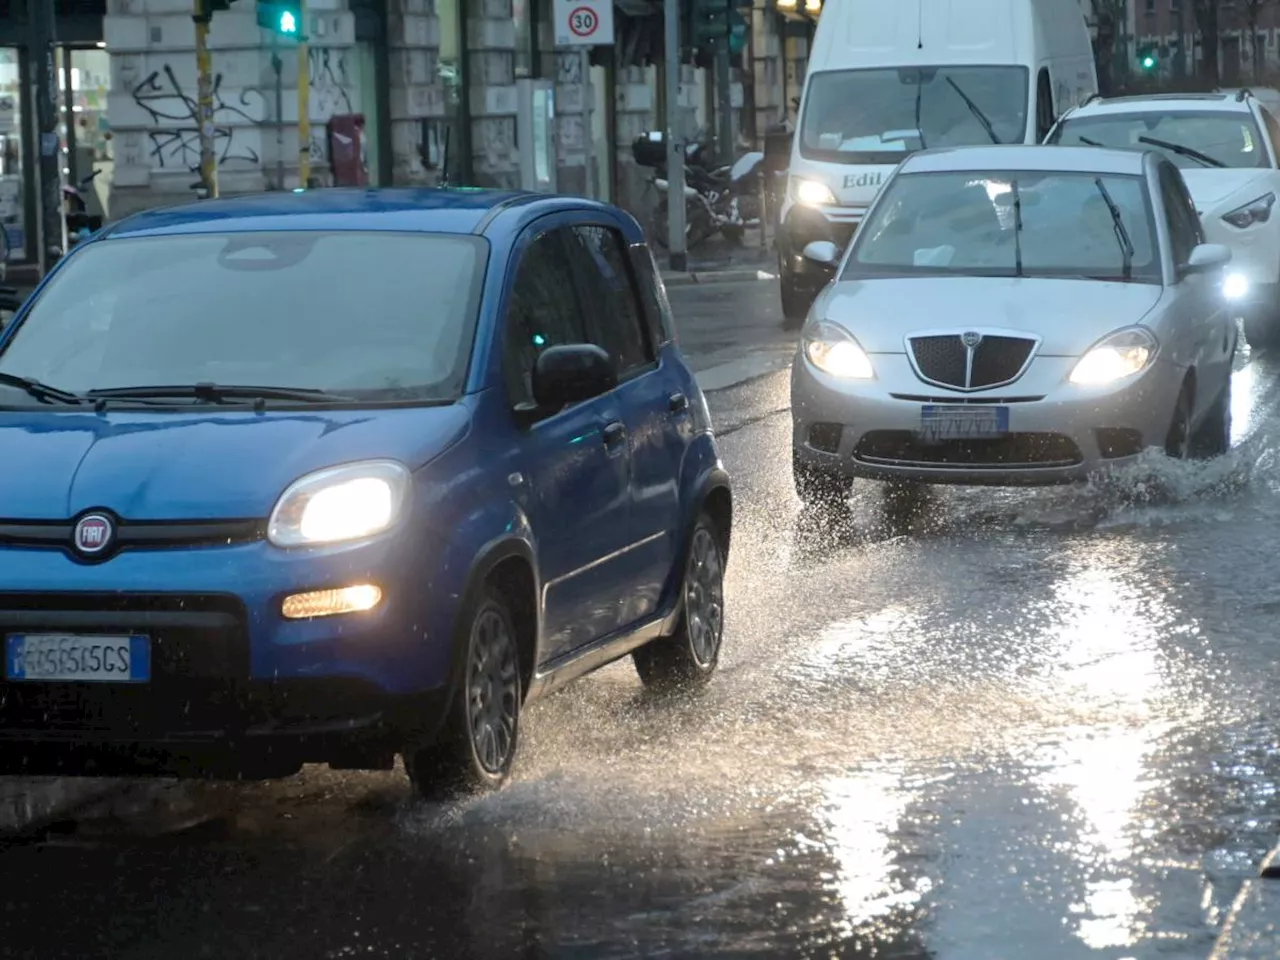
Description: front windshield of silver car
xmin=841 ymin=170 xmax=1161 ymax=284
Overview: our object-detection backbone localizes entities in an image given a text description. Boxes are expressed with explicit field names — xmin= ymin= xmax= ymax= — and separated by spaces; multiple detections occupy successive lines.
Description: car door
xmin=564 ymin=222 xmax=687 ymax=626
xmin=501 ymin=223 xmax=634 ymax=664
xmin=1159 ymin=162 xmax=1234 ymax=413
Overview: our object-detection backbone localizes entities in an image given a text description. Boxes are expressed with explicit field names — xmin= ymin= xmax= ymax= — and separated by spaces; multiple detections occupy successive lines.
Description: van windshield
xmin=799 ymin=66 xmax=1030 ymax=164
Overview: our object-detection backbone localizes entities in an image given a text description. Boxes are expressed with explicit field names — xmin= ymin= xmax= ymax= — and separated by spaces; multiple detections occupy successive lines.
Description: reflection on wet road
xmin=6 ymin=332 xmax=1280 ymax=959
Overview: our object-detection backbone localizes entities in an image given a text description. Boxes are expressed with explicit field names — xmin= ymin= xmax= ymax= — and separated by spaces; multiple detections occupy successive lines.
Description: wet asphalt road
xmin=4 ymin=281 xmax=1280 ymax=959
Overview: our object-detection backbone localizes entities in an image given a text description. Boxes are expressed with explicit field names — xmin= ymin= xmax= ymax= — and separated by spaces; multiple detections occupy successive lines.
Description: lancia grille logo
xmin=960 ymin=331 xmax=983 ymax=349
xmin=73 ymin=513 xmax=114 ymax=556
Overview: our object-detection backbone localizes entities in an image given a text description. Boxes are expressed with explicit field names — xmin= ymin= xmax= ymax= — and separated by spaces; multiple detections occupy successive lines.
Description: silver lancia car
xmin=790 ymin=144 xmax=1237 ymax=501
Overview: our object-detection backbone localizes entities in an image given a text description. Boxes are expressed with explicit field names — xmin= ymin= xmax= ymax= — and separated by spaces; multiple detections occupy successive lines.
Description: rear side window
xmin=628 ymin=242 xmax=675 ymax=347
xmin=1158 ymin=164 xmax=1202 ymax=266
xmin=566 ymin=225 xmax=654 ymax=378
xmin=503 ymin=229 xmax=585 ymax=408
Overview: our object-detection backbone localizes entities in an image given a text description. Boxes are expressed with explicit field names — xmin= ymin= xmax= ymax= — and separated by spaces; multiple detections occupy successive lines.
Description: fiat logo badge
xmin=960 ymin=331 xmax=983 ymax=349
xmin=73 ymin=513 xmax=115 ymax=557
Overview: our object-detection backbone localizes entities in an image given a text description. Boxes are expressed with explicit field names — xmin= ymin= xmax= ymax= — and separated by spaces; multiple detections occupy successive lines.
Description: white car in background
xmin=1047 ymin=91 xmax=1280 ymax=346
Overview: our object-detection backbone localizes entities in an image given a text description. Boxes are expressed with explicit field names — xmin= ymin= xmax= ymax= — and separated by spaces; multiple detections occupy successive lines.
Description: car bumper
xmin=0 ymin=534 xmax=457 ymax=768
xmin=791 ymin=353 xmax=1183 ymax=487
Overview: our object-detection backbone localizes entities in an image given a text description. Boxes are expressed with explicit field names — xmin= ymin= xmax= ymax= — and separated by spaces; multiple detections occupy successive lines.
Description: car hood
xmin=1180 ymin=168 xmax=1276 ymax=212
xmin=819 ymin=277 xmax=1164 ymax=356
xmin=0 ymin=404 xmax=471 ymax=520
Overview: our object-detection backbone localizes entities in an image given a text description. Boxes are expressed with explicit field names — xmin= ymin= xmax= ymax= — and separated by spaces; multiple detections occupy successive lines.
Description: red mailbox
xmin=328 ymin=114 xmax=368 ymax=186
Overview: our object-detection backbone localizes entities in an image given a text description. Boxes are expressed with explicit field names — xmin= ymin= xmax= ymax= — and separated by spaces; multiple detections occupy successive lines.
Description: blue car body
xmin=0 ymin=189 xmax=731 ymax=778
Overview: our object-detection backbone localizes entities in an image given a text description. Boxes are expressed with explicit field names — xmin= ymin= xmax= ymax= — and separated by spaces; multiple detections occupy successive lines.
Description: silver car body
xmin=791 ymin=144 xmax=1237 ymax=486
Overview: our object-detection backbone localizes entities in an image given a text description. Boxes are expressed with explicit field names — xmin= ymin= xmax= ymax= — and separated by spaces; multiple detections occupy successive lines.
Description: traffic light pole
xmin=297 ymin=0 xmax=311 ymax=188
xmin=663 ymin=0 xmax=687 ymax=271
xmin=715 ymin=33 xmax=733 ymax=165
xmin=193 ymin=1 xmax=218 ymax=198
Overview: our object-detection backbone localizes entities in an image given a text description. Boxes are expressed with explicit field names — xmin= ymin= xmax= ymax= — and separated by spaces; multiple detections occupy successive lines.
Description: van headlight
xmin=1069 ymin=327 xmax=1157 ymax=386
xmin=803 ymin=321 xmax=875 ymax=379
xmin=793 ymin=178 xmax=836 ymax=206
xmin=268 ymin=460 xmax=411 ymax=547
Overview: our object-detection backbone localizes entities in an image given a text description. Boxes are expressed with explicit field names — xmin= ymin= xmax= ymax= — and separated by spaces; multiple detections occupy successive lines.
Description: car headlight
xmin=268 ymin=460 xmax=411 ymax=548
xmin=1224 ymin=271 xmax=1250 ymax=301
xmin=1069 ymin=327 xmax=1157 ymax=386
xmin=794 ymin=178 xmax=837 ymax=206
xmin=803 ymin=321 xmax=874 ymax=379
xmin=1222 ymin=192 xmax=1276 ymax=229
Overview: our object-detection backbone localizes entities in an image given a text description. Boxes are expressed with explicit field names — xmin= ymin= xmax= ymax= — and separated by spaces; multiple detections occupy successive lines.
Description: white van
xmin=777 ymin=0 xmax=1098 ymax=323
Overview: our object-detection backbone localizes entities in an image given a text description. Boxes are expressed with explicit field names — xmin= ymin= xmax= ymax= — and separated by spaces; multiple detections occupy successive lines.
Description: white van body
xmin=778 ymin=0 xmax=1099 ymax=322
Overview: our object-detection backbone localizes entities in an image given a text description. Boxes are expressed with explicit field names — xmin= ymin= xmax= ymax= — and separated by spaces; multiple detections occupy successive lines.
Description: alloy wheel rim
xmin=684 ymin=527 xmax=725 ymax=668
xmin=467 ymin=608 xmax=519 ymax=774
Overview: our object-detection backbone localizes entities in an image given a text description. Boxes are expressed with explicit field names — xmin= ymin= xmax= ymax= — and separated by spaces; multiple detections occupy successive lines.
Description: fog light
xmin=1224 ymin=272 xmax=1250 ymax=301
xmin=282 ymin=584 xmax=382 ymax=620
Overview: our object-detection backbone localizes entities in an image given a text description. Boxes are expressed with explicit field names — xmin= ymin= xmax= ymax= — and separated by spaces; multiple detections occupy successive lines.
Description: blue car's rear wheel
xmin=634 ymin=512 xmax=726 ymax=690
xmin=404 ymin=588 xmax=521 ymax=798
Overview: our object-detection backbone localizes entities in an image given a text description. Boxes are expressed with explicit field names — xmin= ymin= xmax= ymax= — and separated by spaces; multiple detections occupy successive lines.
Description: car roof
xmin=1068 ymin=93 xmax=1252 ymax=117
xmin=899 ymin=144 xmax=1150 ymax=176
xmin=100 ymin=187 xmax=621 ymax=240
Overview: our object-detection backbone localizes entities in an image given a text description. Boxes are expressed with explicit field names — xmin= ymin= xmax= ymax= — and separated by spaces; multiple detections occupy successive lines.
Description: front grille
xmin=908 ymin=334 xmax=1037 ymax=390
xmin=854 ymin=431 xmax=1082 ymax=469
xmin=0 ymin=593 xmax=251 ymax=736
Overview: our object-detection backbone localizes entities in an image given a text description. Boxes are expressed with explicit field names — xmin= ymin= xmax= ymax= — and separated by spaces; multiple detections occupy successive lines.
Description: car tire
xmin=1164 ymin=381 xmax=1193 ymax=460
xmin=1191 ymin=378 xmax=1232 ymax=458
xmin=1244 ymin=309 xmax=1279 ymax=351
xmin=633 ymin=511 xmax=726 ymax=691
xmin=793 ymin=452 xmax=849 ymax=508
xmin=781 ymin=274 xmax=813 ymax=330
xmin=404 ymin=587 xmax=522 ymax=799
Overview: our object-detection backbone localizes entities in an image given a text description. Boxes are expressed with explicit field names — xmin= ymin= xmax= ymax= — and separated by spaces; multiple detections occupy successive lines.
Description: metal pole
xmin=272 ymin=35 xmax=284 ymax=190
xmin=663 ymin=0 xmax=686 ymax=271
xmin=581 ymin=48 xmax=594 ymax=198
xmin=297 ymin=0 xmax=311 ymax=188
xmin=29 ymin=0 xmax=64 ymax=273
xmin=715 ymin=37 xmax=733 ymax=166
xmin=194 ymin=2 xmax=217 ymax=198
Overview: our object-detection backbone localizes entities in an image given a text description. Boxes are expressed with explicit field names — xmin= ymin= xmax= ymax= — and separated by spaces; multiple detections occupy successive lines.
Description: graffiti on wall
xmin=308 ymin=47 xmax=356 ymax=162
xmin=130 ymin=65 xmax=266 ymax=171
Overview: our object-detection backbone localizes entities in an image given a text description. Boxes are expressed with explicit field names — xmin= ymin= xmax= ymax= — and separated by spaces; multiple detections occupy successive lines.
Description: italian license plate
xmin=4 ymin=634 xmax=151 ymax=683
xmin=920 ymin=404 xmax=1010 ymax=442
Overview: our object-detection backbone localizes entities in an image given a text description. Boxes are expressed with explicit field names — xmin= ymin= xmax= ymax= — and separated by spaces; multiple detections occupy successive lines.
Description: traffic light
xmin=1138 ymin=47 xmax=1158 ymax=71
xmin=688 ymin=0 xmax=751 ymax=59
xmin=258 ymin=1 xmax=302 ymax=37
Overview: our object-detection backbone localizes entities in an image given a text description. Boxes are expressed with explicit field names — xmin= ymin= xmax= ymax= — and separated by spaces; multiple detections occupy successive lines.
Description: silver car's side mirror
xmin=1183 ymin=242 xmax=1232 ymax=274
xmin=802 ymin=240 xmax=841 ymax=267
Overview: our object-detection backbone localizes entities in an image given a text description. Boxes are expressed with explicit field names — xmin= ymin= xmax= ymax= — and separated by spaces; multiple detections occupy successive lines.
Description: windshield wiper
xmin=914 ymin=82 xmax=928 ymax=149
xmin=946 ymin=78 xmax=1000 ymax=144
xmin=1137 ymin=135 xmax=1225 ymax=168
xmin=0 ymin=371 xmax=85 ymax=405
xmin=1076 ymin=135 xmax=1105 ymax=147
xmin=1093 ymin=177 xmax=1134 ymax=281
xmin=86 ymin=383 xmax=353 ymax=405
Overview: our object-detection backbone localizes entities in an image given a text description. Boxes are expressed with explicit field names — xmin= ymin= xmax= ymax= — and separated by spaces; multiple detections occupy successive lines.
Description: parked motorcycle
xmin=632 ymin=130 xmax=764 ymax=250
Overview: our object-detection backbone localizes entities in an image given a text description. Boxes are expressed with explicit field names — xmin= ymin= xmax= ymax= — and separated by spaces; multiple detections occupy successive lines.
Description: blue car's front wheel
xmin=404 ymin=588 xmax=522 ymax=798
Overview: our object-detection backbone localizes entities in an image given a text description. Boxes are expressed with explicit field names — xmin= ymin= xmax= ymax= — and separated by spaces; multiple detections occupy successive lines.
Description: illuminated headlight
xmin=282 ymin=584 xmax=383 ymax=619
xmin=1222 ymin=193 xmax=1276 ymax=229
xmin=794 ymin=178 xmax=837 ymax=206
xmin=268 ymin=460 xmax=411 ymax=548
xmin=1069 ymin=327 xmax=1157 ymax=386
xmin=1224 ymin=271 xmax=1250 ymax=301
xmin=803 ymin=321 xmax=874 ymax=379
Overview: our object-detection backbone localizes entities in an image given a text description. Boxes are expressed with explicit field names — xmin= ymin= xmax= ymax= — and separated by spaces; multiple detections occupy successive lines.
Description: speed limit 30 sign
xmin=553 ymin=0 xmax=615 ymax=46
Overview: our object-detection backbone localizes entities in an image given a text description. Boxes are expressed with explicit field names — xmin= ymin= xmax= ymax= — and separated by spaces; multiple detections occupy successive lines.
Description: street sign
xmin=553 ymin=0 xmax=614 ymax=46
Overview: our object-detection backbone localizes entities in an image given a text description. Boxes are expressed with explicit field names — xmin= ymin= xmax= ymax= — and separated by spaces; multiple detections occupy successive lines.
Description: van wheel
xmin=781 ymin=275 xmax=812 ymax=329
xmin=634 ymin=512 xmax=725 ymax=690
xmin=404 ymin=588 xmax=521 ymax=799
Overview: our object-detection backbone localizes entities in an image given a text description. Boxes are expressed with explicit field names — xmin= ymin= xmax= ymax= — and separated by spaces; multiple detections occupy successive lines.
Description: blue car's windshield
xmin=0 ymin=231 xmax=488 ymax=403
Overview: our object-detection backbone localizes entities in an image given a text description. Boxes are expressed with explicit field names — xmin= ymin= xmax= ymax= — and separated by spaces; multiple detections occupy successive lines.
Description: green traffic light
xmin=279 ymin=10 xmax=297 ymax=33
xmin=1142 ymin=54 xmax=1156 ymax=69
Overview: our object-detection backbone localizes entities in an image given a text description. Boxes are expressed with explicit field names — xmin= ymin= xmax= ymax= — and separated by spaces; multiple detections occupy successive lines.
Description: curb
xmin=1210 ymin=845 xmax=1280 ymax=958
xmin=0 ymin=778 xmax=121 ymax=837
xmin=662 ymin=268 xmax=777 ymax=287
xmin=693 ymin=352 xmax=792 ymax=393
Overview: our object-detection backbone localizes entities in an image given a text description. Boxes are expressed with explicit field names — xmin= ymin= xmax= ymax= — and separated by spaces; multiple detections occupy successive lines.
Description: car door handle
xmin=602 ymin=421 xmax=627 ymax=447
xmin=668 ymin=392 xmax=689 ymax=414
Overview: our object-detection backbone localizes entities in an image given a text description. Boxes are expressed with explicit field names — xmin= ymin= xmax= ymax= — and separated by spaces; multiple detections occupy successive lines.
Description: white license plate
xmin=920 ymin=404 xmax=1010 ymax=442
xmin=5 ymin=634 xmax=151 ymax=683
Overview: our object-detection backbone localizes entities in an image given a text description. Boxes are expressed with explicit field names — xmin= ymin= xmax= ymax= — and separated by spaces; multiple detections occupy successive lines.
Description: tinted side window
xmin=504 ymin=229 xmax=585 ymax=408
xmin=567 ymin=225 xmax=654 ymax=377
xmin=628 ymin=241 xmax=675 ymax=347
xmin=1036 ymin=70 xmax=1055 ymax=142
xmin=1159 ymin=165 xmax=1200 ymax=266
